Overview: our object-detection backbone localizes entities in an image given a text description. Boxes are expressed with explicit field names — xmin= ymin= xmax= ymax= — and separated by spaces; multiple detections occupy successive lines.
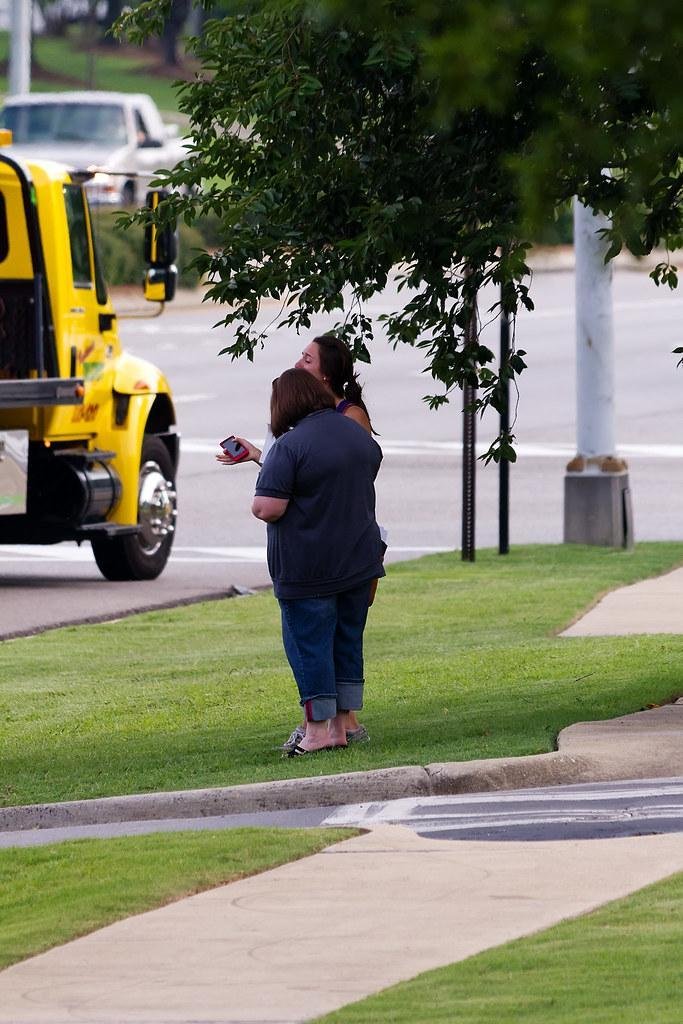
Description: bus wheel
xmin=92 ymin=436 xmax=177 ymax=581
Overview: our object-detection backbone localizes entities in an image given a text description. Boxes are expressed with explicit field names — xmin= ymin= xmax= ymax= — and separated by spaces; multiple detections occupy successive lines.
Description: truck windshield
xmin=1 ymin=103 xmax=127 ymax=146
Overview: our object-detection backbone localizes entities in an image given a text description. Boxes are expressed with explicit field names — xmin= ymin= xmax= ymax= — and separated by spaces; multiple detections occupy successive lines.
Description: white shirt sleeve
xmin=260 ymin=424 xmax=276 ymax=465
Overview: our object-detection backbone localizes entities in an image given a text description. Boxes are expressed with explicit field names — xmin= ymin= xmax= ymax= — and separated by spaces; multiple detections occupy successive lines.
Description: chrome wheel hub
xmin=138 ymin=460 xmax=177 ymax=554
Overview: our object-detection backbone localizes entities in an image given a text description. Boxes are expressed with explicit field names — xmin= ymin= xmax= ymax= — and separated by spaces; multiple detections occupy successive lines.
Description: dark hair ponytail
xmin=312 ymin=334 xmax=375 ymax=432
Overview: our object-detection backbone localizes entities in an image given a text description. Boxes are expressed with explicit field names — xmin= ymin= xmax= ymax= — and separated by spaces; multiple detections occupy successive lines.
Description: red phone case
xmin=220 ymin=437 xmax=250 ymax=462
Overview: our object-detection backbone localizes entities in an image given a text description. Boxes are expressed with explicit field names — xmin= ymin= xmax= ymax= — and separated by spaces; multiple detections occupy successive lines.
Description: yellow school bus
xmin=0 ymin=134 xmax=179 ymax=580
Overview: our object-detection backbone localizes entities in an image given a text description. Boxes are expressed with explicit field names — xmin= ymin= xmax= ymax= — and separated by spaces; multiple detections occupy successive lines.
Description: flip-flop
xmin=279 ymin=724 xmax=306 ymax=751
xmin=346 ymin=725 xmax=370 ymax=743
xmin=280 ymin=724 xmax=369 ymax=752
xmin=287 ymin=742 xmax=344 ymax=758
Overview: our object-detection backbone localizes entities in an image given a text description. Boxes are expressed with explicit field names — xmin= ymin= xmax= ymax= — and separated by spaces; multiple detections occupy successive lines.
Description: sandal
xmin=287 ymin=742 xmax=311 ymax=757
xmin=281 ymin=723 xmax=369 ymax=751
xmin=286 ymin=742 xmax=342 ymax=758
xmin=279 ymin=724 xmax=305 ymax=752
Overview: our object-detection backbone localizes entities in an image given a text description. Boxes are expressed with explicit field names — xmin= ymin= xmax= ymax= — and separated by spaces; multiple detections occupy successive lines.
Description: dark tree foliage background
xmin=118 ymin=0 xmax=683 ymax=459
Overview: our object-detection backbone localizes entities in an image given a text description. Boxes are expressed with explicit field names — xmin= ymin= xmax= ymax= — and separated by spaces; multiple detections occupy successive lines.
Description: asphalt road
xmin=2 ymin=267 xmax=683 ymax=636
xmin=322 ymin=776 xmax=683 ymax=841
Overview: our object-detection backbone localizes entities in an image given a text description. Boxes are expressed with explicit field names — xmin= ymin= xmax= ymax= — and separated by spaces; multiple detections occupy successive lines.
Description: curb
xmin=0 ymin=588 xmax=245 ymax=643
xmin=525 ymin=245 xmax=671 ymax=273
xmin=2 ymin=747 xmax=680 ymax=835
xmin=0 ymin=767 xmax=430 ymax=832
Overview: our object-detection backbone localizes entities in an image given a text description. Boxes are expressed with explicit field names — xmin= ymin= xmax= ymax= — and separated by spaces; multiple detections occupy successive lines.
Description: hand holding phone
xmin=219 ymin=436 xmax=250 ymax=463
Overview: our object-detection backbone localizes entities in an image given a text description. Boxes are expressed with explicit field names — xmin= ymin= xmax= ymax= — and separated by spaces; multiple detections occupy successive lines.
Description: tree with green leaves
xmin=117 ymin=0 xmax=683 ymax=459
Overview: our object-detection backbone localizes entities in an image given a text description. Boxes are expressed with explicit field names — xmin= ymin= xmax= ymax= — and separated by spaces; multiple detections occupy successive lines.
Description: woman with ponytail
xmin=217 ymin=334 xmax=375 ymax=469
xmin=295 ymin=334 xmax=375 ymax=434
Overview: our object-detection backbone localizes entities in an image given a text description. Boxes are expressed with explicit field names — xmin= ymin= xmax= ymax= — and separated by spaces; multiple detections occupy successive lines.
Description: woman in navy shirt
xmin=252 ymin=369 xmax=384 ymax=755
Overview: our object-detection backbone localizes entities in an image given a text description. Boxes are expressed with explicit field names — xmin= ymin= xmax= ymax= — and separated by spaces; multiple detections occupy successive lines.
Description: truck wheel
xmin=92 ymin=436 xmax=177 ymax=581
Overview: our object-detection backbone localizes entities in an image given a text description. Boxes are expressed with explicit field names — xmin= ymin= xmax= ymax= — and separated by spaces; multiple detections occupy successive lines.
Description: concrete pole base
xmin=564 ymin=470 xmax=634 ymax=548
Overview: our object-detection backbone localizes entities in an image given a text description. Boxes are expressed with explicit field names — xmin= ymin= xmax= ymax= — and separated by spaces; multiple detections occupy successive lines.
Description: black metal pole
xmin=461 ymin=300 xmax=477 ymax=562
xmin=499 ymin=297 xmax=510 ymax=555
xmin=461 ymin=381 xmax=476 ymax=561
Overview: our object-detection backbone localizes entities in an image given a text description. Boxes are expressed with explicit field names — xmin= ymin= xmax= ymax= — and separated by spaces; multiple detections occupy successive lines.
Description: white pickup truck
xmin=0 ymin=90 xmax=189 ymax=206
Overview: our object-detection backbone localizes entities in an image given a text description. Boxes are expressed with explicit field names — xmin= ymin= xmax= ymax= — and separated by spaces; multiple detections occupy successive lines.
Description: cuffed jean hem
xmin=336 ymin=678 xmax=364 ymax=712
xmin=304 ymin=696 xmax=338 ymax=722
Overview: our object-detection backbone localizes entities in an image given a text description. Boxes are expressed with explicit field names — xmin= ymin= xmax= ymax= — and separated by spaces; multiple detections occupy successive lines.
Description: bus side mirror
xmin=143 ymin=189 xmax=178 ymax=268
xmin=144 ymin=266 xmax=177 ymax=304
xmin=143 ymin=190 xmax=178 ymax=304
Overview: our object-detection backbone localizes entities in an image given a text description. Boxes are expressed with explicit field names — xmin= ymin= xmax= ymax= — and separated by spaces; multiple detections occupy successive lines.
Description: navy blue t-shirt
xmin=254 ymin=408 xmax=385 ymax=598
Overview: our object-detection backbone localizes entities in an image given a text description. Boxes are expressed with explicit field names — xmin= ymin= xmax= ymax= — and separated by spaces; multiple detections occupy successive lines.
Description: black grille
xmin=0 ymin=282 xmax=36 ymax=379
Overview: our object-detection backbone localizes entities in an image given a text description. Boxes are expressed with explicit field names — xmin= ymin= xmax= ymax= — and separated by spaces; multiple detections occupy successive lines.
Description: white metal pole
xmin=9 ymin=0 xmax=32 ymax=96
xmin=573 ymin=198 xmax=615 ymax=457
xmin=564 ymin=198 xmax=632 ymax=547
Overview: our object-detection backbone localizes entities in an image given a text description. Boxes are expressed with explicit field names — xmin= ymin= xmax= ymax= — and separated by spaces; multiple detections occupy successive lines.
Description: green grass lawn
xmin=2 ymin=543 xmax=683 ymax=808
xmin=314 ymin=869 xmax=683 ymax=1024
xmin=0 ymin=32 xmax=185 ymax=115
xmin=0 ymin=827 xmax=353 ymax=970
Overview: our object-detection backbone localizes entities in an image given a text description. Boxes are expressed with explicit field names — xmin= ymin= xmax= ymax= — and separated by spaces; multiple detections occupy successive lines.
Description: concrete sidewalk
xmin=0 ymin=827 xmax=681 ymax=1023
xmin=562 ymin=564 xmax=683 ymax=636
xmin=1 ymin=565 xmax=682 ymax=1022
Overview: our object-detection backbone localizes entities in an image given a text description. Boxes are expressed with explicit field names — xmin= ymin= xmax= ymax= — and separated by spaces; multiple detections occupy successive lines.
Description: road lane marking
xmin=321 ymin=780 xmax=683 ymax=838
xmin=183 ymin=437 xmax=683 ymax=459
xmin=173 ymin=393 xmax=217 ymax=404
xmin=0 ymin=544 xmax=446 ymax=566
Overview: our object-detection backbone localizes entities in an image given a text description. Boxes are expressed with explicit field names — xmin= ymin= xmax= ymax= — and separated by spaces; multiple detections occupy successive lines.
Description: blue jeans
xmin=279 ymin=581 xmax=372 ymax=721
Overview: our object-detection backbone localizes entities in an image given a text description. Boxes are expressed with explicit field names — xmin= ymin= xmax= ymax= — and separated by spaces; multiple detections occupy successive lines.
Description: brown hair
xmin=313 ymin=334 xmax=375 ymax=432
xmin=270 ymin=368 xmax=335 ymax=437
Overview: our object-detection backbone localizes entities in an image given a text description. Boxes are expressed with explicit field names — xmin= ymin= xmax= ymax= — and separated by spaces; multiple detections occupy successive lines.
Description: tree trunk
xmin=161 ymin=0 xmax=190 ymax=68
xmin=99 ymin=0 xmax=124 ymax=47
